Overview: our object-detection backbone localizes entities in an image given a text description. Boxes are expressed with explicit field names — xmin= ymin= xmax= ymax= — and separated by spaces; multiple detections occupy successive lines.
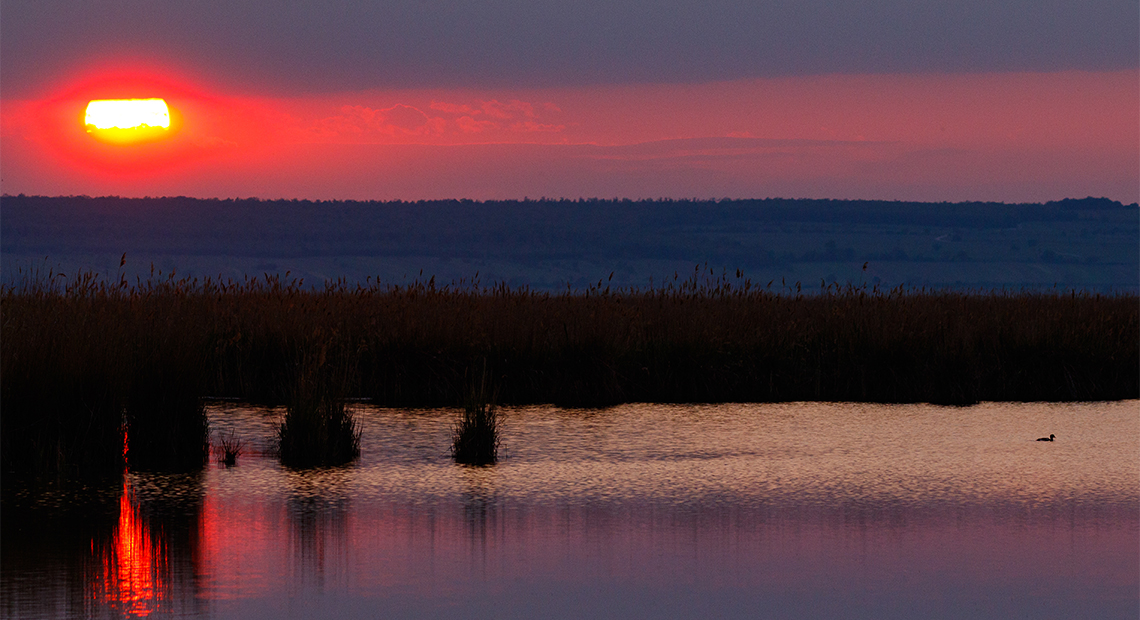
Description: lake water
xmin=3 ymin=401 xmax=1137 ymax=619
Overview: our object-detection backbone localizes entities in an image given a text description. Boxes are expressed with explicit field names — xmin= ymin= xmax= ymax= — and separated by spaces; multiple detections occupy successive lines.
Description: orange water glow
xmin=93 ymin=478 xmax=167 ymax=617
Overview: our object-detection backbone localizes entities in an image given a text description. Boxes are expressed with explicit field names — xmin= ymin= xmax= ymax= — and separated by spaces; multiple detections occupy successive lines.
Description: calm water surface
xmin=3 ymin=401 xmax=1137 ymax=619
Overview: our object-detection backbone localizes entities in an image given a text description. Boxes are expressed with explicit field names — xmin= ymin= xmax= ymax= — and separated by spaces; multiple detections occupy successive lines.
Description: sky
xmin=2 ymin=0 xmax=1137 ymax=202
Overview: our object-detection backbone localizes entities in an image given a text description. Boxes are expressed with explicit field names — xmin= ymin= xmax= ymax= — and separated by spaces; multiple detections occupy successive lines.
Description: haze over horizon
xmin=1 ymin=0 xmax=1137 ymax=202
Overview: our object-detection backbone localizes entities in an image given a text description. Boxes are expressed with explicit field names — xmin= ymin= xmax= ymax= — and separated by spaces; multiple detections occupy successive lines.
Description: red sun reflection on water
xmin=92 ymin=478 xmax=168 ymax=617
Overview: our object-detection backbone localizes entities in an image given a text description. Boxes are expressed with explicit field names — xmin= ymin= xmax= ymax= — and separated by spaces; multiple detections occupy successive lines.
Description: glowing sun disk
xmin=85 ymin=98 xmax=170 ymax=130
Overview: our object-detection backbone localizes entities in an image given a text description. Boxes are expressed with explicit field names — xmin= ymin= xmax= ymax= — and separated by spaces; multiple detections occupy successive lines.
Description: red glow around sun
xmin=22 ymin=69 xmax=260 ymax=176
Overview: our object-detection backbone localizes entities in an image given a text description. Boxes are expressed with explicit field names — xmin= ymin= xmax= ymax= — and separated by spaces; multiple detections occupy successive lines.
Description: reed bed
xmin=3 ymin=267 xmax=1137 ymax=475
xmin=2 ymin=268 xmax=210 ymax=475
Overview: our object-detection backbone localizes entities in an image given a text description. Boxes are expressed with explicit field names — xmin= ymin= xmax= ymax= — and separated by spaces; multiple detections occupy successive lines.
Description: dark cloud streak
xmin=2 ymin=0 xmax=1136 ymax=96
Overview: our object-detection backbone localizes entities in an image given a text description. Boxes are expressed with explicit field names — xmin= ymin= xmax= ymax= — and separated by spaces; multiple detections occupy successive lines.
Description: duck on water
xmin=1037 ymin=434 xmax=1055 ymax=442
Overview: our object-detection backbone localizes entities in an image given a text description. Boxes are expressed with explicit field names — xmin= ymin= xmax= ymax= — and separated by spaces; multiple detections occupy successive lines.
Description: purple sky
xmin=2 ymin=0 xmax=1137 ymax=201
xmin=4 ymin=0 xmax=1136 ymax=97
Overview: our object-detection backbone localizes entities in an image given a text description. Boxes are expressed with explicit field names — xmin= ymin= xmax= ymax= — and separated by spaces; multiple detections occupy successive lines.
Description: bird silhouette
xmin=1036 ymin=434 xmax=1055 ymax=442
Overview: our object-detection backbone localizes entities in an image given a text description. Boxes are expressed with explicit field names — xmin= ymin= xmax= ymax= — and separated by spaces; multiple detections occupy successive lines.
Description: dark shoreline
xmin=3 ymin=273 xmax=1137 ymax=475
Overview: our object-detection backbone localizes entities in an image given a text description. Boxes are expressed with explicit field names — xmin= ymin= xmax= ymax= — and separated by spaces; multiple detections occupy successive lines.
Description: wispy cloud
xmin=310 ymin=104 xmax=445 ymax=139
xmin=307 ymin=98 xmax=564 ymax=143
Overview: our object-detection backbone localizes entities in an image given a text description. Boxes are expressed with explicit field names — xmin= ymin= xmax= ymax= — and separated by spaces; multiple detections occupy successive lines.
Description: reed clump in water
xmin=452 ymin=376 xmax=501 ymax=465
xmin=277 ymin=332 xmax=361 ymax=468
xmin=215 ymin=430 xmax=244 ymax=466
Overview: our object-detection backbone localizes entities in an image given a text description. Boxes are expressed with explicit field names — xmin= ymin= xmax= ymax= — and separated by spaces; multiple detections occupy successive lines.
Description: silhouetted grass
xmin=1 ymin=267 xmax=209 ymax=475
xmin=215 ymin=430 xmax=244 ymax=466
xmin=3 ymin=266 xmax=1137 ymax=475
xmin=277 ymin=332 xmax=361 ymax=468
xmin=452 ymin=400 xmax=500 ymax=465
xmin=452 ymin=373 xmax=501 ymax=465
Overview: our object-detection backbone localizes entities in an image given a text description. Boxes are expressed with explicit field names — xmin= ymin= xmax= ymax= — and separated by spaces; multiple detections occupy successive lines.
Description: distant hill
xmin=2 ymin=195 xmax=1136 ymax=292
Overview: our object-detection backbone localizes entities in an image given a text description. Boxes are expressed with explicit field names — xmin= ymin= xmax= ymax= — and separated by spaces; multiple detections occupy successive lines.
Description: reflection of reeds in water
xmin=0 ymin=477 xmax=123 ymax=617
xmin=89 ymin=474 xmax=204 ymax=618
xmin=459 ymin=466 xmax=499 ymax=555
xmin=96 ymin=478 xmax=165 ymax=617
xmin=3 ymin=266 xmax=1137 ymax=474
xmin=287 ymin=493 xmax=351 ymax=589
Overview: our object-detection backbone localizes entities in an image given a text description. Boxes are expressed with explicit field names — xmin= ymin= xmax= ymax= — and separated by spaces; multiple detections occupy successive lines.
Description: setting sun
xmin=85 ymin=98 xmax=171 ymax=144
